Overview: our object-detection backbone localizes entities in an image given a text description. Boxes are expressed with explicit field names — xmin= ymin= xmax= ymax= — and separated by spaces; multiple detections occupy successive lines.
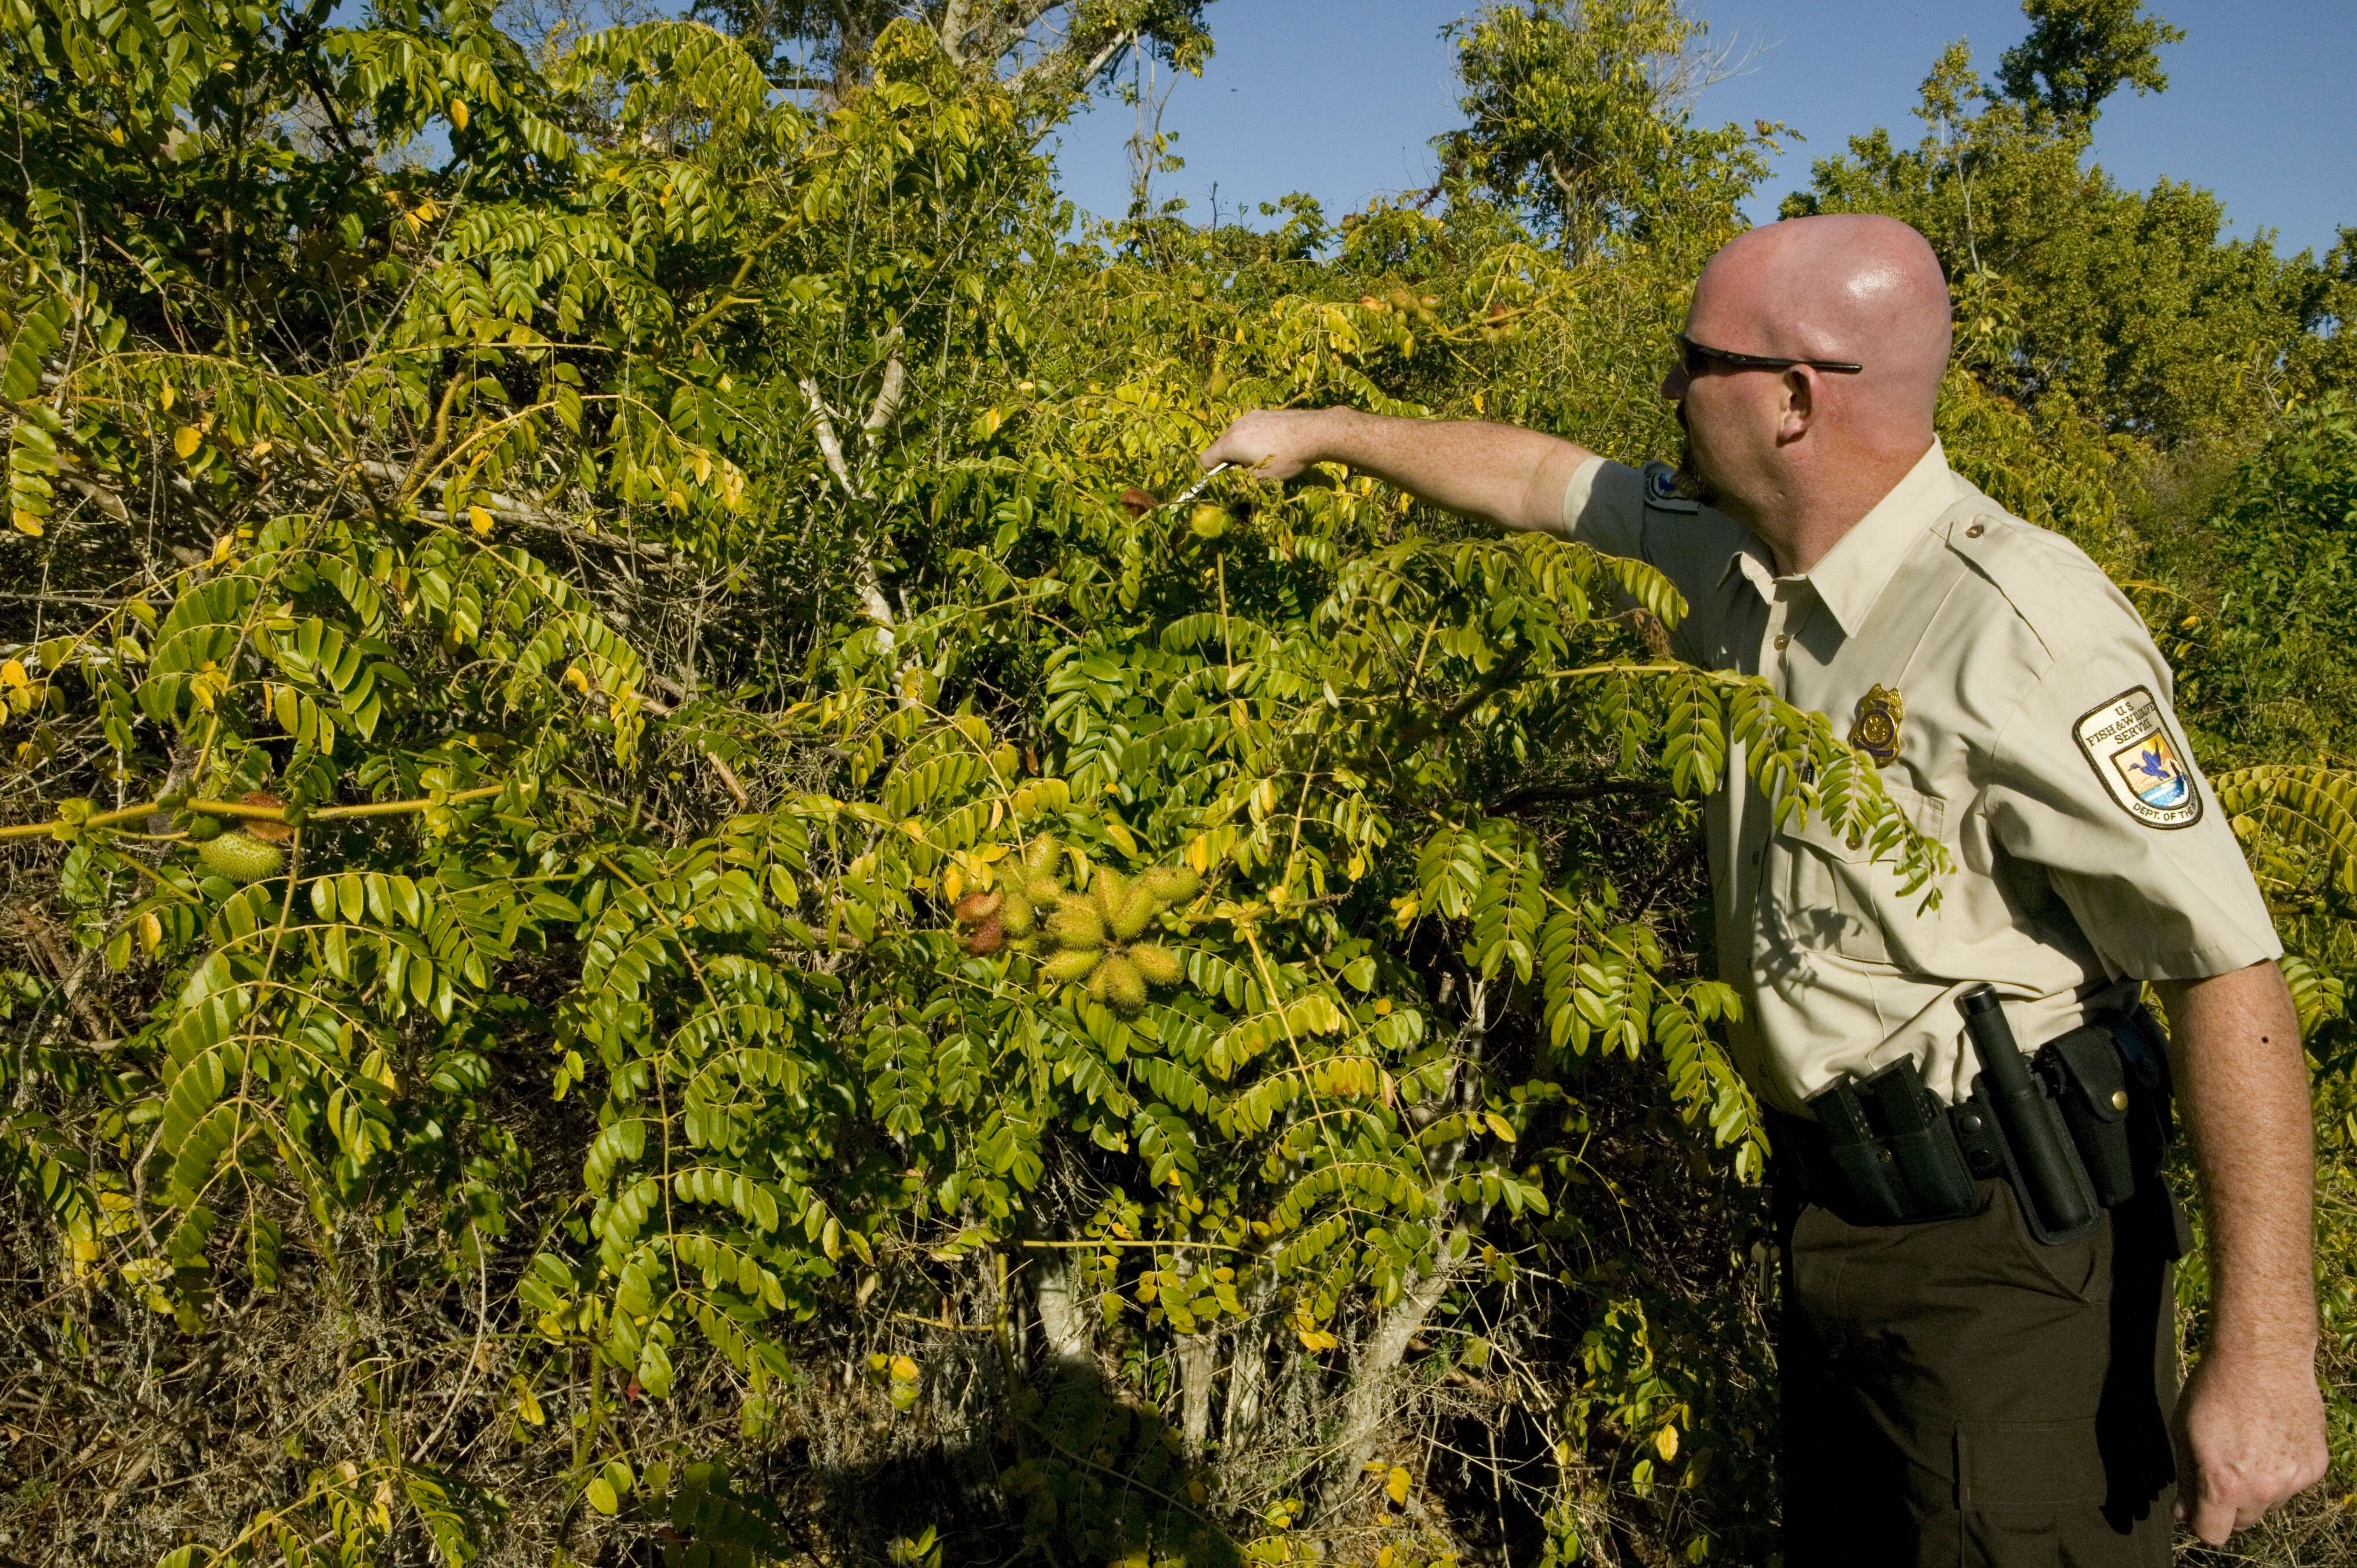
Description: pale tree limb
xmin=1317 ymin=1240 xmax=1466 ymax=1523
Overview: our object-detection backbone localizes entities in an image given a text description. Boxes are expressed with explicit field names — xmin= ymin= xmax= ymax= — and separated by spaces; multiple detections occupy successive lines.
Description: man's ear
xmin=1776 ymin=368 xmax=1814 ymax=444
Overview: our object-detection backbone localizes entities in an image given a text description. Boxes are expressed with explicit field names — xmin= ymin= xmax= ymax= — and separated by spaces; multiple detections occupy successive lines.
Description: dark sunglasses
xmin=1675 ymin=333 xmax=1863 ymax=378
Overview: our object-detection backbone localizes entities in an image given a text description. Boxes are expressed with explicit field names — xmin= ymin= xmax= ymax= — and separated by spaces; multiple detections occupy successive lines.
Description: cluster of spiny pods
xmin=951 ymin=836 xmax=1200 ymax=1016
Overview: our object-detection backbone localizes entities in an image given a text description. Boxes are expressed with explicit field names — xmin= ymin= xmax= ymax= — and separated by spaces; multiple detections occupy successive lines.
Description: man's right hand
xmin=1199 ymin=409 xmax=1336 ymax=481
xmin=1196 ymin=406 xmax=1590 ymax=535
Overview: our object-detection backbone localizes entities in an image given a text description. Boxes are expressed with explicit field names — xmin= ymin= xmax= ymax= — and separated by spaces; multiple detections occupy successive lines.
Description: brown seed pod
xmin=960 ymin=916 xmax=1006 ymax=956
xmin=1127 ymin=943 xmax=1184 ymax=989
xmin=1119 ymin=487 xmax=1159 ymax=518
xmin=1043 ymin=948 xmax=1101 ymax=983
xmin=239 ymin=790 xmax=293 ymax=844
xmin=952 ymin=890 xmax=1003 ymax=926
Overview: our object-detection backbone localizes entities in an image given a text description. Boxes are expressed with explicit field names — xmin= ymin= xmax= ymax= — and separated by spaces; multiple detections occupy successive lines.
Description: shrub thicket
xmin=0 ymin=1 xmax=2351 ymax=1564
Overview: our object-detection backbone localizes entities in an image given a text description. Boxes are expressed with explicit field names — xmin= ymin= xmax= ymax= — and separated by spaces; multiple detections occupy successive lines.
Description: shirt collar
xmin=1716 ymin=440 xmax=1959 ymax=637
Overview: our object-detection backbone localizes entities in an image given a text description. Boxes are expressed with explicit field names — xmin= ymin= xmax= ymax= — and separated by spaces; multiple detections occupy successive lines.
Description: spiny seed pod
xmin=1022 ymin=835 xmax=1063 ymax=877
xmin=1128 ymin=943 xmax=1184 ymax=988
xmin=1088 ymin=868 xmax=1128 ymax=922
xmin=1043 ymin=948 xmax=1101 ymax=984
xmin=1119 ymin=487 xmax=1158 ymax=518
xmin=1093 ymin=956 xmax=1147 ymax=1014
xmin=182 ymin=813 xmax=226 ymax=842
xmin=239 ymin=791 xmax=293 ymax=845
xmin=961 ymin=916 xmax=1006 ymax=956
xmin=1108 ymin=885 xmax=1155 ymax=942
xmin=197 ymin=831 xmax=285 ymax=884
xmin=1140 ymin=865 xmax=1201 ymax=908
xmin=1025 ymin=873 xmax=1063 ymax=905
xmin=952 ymin=890 xmax=1002 ymax=926
xmin=1045 ymin=903 xmax=1105 ymax=951
xmin=999 ymin=888 xmax=1036 ymax=937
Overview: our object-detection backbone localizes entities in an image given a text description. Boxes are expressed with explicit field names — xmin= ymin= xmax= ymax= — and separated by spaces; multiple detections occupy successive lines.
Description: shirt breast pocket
xmin=1776 ymin=783 xmax=1947 ymax=967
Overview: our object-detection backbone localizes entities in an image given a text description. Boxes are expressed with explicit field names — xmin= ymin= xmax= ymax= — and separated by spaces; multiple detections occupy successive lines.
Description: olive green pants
xmin=1778 ymin=1178 xmax=2184 ymax=1566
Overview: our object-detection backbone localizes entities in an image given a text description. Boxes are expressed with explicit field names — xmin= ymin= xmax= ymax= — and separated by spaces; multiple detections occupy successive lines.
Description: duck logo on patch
xmin=2074 ymin=686 xmax=2203 ymax=829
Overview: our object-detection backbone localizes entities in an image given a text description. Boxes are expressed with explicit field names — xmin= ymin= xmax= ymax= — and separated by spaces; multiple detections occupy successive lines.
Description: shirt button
xmin=1774 ymin=633 xmax=1791 ymax=650
xmin=1965 ymin=522 xmax=1986 ymax=538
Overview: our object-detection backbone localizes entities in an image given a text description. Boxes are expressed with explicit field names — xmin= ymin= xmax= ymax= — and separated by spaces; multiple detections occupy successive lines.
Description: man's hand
xmin=1199 ymin=408 xmax=1332 ymax=481
xmin=2156 ymin=960 xmax=2329 ymax=1543
xmin=2173 ymin=1348 xmax=2329 ymax=1544
xmin=1197 ymin=407 xmax=1590 ymax=533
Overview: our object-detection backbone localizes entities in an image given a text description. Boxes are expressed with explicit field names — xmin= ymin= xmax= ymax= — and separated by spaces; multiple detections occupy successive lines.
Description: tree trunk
xmin=1317 ymin=1240 xmax=1464 ymax=1521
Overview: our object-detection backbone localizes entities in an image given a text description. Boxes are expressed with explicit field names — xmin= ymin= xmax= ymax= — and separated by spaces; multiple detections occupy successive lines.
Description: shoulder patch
xmin=1640 ymin=460 xmax=1700 ymax=514
xmin=2074 ymin=686 xmax=2202 ymax=829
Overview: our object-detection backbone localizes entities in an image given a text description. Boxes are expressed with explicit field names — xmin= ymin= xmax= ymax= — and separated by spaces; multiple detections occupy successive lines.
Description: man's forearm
xmin=1201 ymin=408 xmax=1591 ymax=535
xmin=2156 ymin=961 xmax=2316 ymax=1359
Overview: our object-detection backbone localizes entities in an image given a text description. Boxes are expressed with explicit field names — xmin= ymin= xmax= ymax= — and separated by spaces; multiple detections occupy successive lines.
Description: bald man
xmin=1201 ymin=214 xmax=2325 ymax=1564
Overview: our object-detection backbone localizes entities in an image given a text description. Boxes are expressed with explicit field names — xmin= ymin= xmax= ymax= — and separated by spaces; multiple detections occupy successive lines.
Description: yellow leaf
xmin=449 ymin=96 xmax=469 ymax=130
xmin=0 ymin=661 xmax=24 ymax=691
xmin=174 ymin=425 xmax=201 ymax=459
xmin=1653 ymin=1424 xmax=1678 ymax=1461
xmin=585 ymin=1476 xmax=617 ymax=1514
xmin=942 ymin=866 xmax=963 ymax=901
xmin=889 ymin=1355 xmax=918 ymax=1382
xmin=137 ymin=911 xmax=162 ymax=953
xmin=8 ymin=510 xmax=40 ymax=536
xmin=467 ymin=504 xmax=495 ymax=535
xmin=1386 ymin=1466 xmax=1411 ymax=1505
xmin=514 ymin=1378 xmax=545 ymax=1427
xmin=1482 ymin=1111 xmax=1517 ymax=1143
xmin=158 ymin=381 xmax=174 ymax=411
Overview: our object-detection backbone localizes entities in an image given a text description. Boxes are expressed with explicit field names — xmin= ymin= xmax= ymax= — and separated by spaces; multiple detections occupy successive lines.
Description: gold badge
xmin=1850 ymin=684 xmax=1905 ymax=767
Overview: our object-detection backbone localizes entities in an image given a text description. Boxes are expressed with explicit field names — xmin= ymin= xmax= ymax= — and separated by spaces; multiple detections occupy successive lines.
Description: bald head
xmin=1691 ymin=214 xmax=1953 ymax=437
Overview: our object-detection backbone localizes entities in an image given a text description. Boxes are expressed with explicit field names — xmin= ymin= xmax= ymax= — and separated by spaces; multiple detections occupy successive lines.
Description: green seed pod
xmin=1093 ymin=956 xmax=1147 ymax=1014
xmin=1022 ymin=834 xmax=1063 ymax=877
xmin=197 ymin=830 xmax=286 ymax=884
xmin=1109 ymin=885 xmax=1154 ymax=941
xmin=183 ymin=813 xmax=226 ymax=842
xmin=1025 ymin=873 xmax=1063 ymax=905
xmin=1089 ymin=868 xmax=1129 ymax=923
xmin=1127 ymin=943 xmax=1184 ymax=989
xmin=1046 ymin=903 xmax=1105 ymax=951
xmin=1140 ymin=865 xmax=1201 ymax=908
xmin=999 ymin=888 xmax=1036 ymax=937
xmin=1043 ymin=948 xmax=1101 ymax=984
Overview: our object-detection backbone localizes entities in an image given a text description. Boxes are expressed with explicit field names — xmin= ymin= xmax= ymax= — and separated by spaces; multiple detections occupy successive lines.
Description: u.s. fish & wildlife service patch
xmin=2075 ymin=686 xmax=2202 ymax=829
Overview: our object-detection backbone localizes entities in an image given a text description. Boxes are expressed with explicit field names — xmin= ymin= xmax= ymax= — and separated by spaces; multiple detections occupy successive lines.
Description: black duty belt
xmin=1771 ymin=1001 xmax=2173 ymax=1246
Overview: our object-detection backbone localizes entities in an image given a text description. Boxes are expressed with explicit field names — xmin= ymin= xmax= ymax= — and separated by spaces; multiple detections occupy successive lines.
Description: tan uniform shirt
xmin=1556 ymin=441 xmax=2280 ymax=1113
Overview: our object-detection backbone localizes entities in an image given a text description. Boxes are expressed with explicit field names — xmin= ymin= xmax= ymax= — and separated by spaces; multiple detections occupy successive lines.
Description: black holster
xmin=1782 ymin=1008 xmax=2171 ymax=1244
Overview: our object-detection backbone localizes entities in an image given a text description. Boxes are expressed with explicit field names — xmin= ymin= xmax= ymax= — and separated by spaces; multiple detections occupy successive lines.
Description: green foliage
xmin=1994 ymin=0 xmax=2184 ymax=128
xmin=0 ymin=1 xmax=2351 ymax=1565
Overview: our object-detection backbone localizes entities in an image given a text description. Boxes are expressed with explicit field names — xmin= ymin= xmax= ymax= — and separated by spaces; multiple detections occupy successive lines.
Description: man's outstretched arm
xmin=1200 ymin=408 xmax=1591 ymax=535
xmin=2153 ymin=960 xmax=2329 ymax=1544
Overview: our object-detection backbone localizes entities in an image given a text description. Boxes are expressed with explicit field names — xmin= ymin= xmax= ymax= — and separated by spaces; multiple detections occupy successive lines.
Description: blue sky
xmin=1048 ymin=0 xmax=2355 ymax=261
